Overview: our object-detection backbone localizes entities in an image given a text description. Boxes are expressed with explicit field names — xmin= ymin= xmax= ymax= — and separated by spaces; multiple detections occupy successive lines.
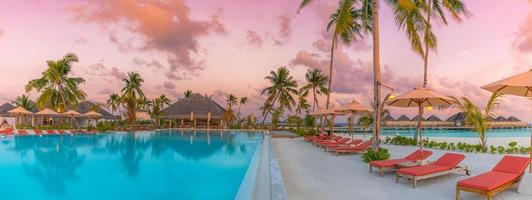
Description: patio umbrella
xmin=7 ymin=106 xmax=33 ymax=126
xmin=322 ymin=106 xmax=346 ymax=134
xmin=63 ymin=110 xmax=81 ymax=126
xmin=36 ymin=108 xmax=60 ymax=126
xmin=83 ymin=111 xmax=102 ymax=127
xmin=481 ymin=69 xmax=532 ymax=172
xmin=311 ymin=108 xmax=327 ymax=133
xmin=386 ymin=87 xmax=456 ymax=152
xmin=336 ymin=100 xmax=372 ymax=139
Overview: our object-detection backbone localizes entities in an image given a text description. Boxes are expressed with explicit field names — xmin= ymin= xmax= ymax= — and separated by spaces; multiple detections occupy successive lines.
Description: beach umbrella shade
xmin=8 ymin=106 xmax=33 ymax=125
xmin=63 ymin=110 xmax=81 ymax=126
xmin=481 ymin=69 xmax=532 ymax=172
xmin=83 ymin=111 xmax=102 ymax=127
xmin=36 ymin=108 xmax=60 ymax=126
xmin=322 ymin=106 xmax=347 ymax=133
xmin=311 ymin=108 xmax=328 ymax=132
xmin=336 ymin=100 xmax=372 ymax=138
xmin=386 ymin=87 xmax=457 ymax=152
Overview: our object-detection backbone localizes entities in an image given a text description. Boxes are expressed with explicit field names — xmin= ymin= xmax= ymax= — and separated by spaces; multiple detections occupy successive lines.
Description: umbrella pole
xmin=418 ymin=105 xmax=424 ymax=151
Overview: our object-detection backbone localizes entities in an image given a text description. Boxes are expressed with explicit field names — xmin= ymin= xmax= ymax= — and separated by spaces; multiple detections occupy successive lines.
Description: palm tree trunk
xmin=312 ymin=89 xmax=317 ymax=112
xmin=261 ymin=93 xmax=280 ymax=125
xmin=322 ymin=37 xmax=336 ymax=132
xmin=372 ymin=0 xmax=382 ymax=150
xmin=423 ymin=0 xmax=433 ymax=88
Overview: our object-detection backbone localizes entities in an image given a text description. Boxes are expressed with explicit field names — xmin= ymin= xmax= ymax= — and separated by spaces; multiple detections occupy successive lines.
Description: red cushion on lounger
xmin=397 ymin=165 xmax=450 ymax=176
xmin=432 ymin=153 xmax=465 ymax=168
xmin=492 ymin=156 xmax=530 ymax=174
xmin=370 ymin=159 xmax=409 ymax=168
xmin=457 ymin=171 xmax=519 ymax=191
xmin=404 ymin=150 xmax=433 ymax=161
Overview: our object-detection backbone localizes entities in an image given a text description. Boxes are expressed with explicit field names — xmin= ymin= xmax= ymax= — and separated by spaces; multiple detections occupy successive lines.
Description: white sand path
xmin=272 ymin=138 xmax=532 ymax=200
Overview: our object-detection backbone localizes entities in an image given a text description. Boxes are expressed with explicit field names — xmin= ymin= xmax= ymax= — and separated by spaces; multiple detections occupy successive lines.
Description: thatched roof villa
xmin=161 ymin=94 xmax=226 ymax=128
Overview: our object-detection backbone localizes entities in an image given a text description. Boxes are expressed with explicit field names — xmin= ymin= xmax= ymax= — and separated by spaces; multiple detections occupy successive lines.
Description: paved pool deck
xmin=272 ymin=137 xmax=532 ymax=200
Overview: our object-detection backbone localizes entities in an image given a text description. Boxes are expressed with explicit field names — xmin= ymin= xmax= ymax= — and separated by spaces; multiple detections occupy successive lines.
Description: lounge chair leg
xmin=413 ymin=177 xmax=417 ymax=188
xmin=370 ymin=165 xmax=372 ymax=173
xmin=487 ymin=192 xmax=492 ymax=200
xmin=455 ymin=186 xmax=460 ymax=200
xmin=396 ymin=174 xmax=399 ymax=183
xmin=380 ymin=168 xmax=384 ymax=177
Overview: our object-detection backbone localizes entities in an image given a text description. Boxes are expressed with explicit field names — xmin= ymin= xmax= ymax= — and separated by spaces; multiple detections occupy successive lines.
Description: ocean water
xmin=0 ymin=130 xmax=263 ymax=200
xmin=344 ymin=127 xmax=532 ymax=138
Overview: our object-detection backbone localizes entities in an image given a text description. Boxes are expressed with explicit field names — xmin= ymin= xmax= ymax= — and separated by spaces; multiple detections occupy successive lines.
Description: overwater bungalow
xmin=161 ymin=94 xmax=226 ymax=129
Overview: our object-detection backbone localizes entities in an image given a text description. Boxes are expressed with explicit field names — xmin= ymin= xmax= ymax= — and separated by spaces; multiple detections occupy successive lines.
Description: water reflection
xmin=0 ymin=130 xmax=260 ymax=197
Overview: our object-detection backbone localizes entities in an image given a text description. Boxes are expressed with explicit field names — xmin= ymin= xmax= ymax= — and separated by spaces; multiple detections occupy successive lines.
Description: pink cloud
xmin=514 ymin=12 xmax=532 ymax=53
xmin=84 ymin=63 xmax=126 ymax=83
xmin=133 ymin=57 xmax=164 ymax=70
xmin=69 ymin=0 xmax=226 ymax=79
xmin=246 ymin=30 xmax=263 ymax=48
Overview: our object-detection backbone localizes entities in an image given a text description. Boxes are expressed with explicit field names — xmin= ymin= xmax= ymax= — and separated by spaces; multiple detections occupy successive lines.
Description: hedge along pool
xmin=0 ymin=130 xmax=265 ymax=200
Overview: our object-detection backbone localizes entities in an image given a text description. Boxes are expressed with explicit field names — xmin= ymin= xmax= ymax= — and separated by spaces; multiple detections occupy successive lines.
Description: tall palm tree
xmin=121 ymin=72 xmax=145 ymax=124
xmin=261 ymin=66 xmax=298 ymax=124
xmin=236 ymin=97 xmax=248 ymax=119
xmin=137 ymin=97 xmax=152 ymax=111
xmin=149 ymin=98 xmax=163 ymax=126
xmin=300 ymin=69 xmax=328 ymax=112
xmin=158 ymin=95 xmax=171 ymax=109
xmin=106 ymin=93 xmax=121 ymax=116
xmin=13 ymin=94 xmax=35 ymax=111
xmin=452 ymin=92 xmax=503 ymax=149
xmin=25 ymin=53 xmax=86 ymax=112
xmin=184 ymin=90 xmax=193 ymax=98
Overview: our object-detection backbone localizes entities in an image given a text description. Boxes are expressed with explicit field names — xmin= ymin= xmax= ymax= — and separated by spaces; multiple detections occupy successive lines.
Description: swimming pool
xmin=0 ymin=130 xmax=264 ymax=200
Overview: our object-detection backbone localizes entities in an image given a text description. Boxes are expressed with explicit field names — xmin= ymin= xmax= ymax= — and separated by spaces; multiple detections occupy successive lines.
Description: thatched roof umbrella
xmin=322 ymin=106 xmax=346 ymax=134
xmin=397 ymin=115 xmax=411 ymax=121
xmin=8 ymin=106 xmax=33 ymax=126
xmin=481 ymin=69 xmax=532 ymax=171
xmin=83 ymin=111 xmax=102 ymax=128
xmin=426 ymin=115 xmax=442 ymax=121
xmin=336 ymin=100 xmax=372 ymax=138
xmin=386 ymin=87 xmax=456 ymax=152
xmin=63 ymin=110 xmax=81 ymax=127
xmin=35 ymin=108 xmax=60 ymax=126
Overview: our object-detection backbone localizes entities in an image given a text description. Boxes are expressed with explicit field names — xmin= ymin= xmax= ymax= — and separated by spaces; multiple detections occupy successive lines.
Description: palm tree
xmin=295 ymin=91 xmax=311 ymax=115
xmin=137 ymin=97 xmax=152 ymax=111
xmin=13 ymin=94 xmax=35 ymax=111
xmin=25 ymin=53 xmax=86 ymax=112
xmin=158 ymin=95 xmax=171 ymax=109
xmin=106 ymin=93 xmax=121 ymax=116
xmin=358 ymin=94 xmax=391 ymax=138
xmin=261 ymin=66 xmax=298 ymax=124
xmin=300 ymin=69 xmax=328 ymax=112
xmin=149 ymin=98 xmax=163 ymax=126
xmin=452 ymin=92 xmax=503 ymax=149
xmin=236 ymin=97 xmax=248 ymax=119
xmin=121 ymin=72 xmax=145 ymax=124
xmin=184 ymin=90 xmax=193 ymax=98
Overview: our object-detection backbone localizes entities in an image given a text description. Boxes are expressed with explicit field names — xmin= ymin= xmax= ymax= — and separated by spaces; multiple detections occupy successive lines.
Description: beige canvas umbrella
xmin=8 ymin=106 xmax=33 ymax=126
xmin=481 ymin=69 xmax=532 ymax=172
xmin=63 ymin=110 xmax=81 ymax=126
xmin=311 ymin=108 xmax=328 ymax=132
xmin=386 ymin=87 xmax=456 ymax=151
xmin=83 ymin=111 xmax=102 ymax=127
xmin=322 ymin=106 xmax=346 ymax=134
xmin=336 ymin=100 xmax=372 ymax=138
xmin=36 ymin=108 xmax=59 ymax=126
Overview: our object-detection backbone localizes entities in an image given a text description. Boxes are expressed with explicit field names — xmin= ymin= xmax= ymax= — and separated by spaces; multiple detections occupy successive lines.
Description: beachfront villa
xmin=1 ymin=0 xmax=532 ymax=200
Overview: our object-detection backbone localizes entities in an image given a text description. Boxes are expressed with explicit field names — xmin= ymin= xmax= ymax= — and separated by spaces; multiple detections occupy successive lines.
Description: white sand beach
xmin=272 ymin=137 xmax=532 ymax=200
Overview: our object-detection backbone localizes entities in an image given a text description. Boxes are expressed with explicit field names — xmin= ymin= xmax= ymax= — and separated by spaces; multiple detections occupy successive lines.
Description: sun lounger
xmin=17 ymin=130 xmax=28 ymax=135
xmin=317 ymin=137 xmax=350 ymax=147
xmin=34 ymin=129 xmax=43 ymax=135
xmin=57 ymin=130 xmax=66 ymax=134
xmin=313 ymin=136 xmax=342 ymax=144
xmin=456 ymin=156 xmax=530 ymax=200
xmin=80 ymin=129 xmax=89 ymax=133
xmin=70 ymin=130 xmax=79 ymax=134
xmin=370 ymin=149 xmax=433 ymax=176
xmin=396 ymin=153 xmax=468 ymax=188
xmin=331 ymin=140 xmax=372 ymax=154
xmin=88 ymin=129 xmax=98 ymax=133
xmin=304 ymin=133 xmax=328 ymax=142
xmin=1 ymin=128 xmax=13 ymax=135
xmin=324 ymin=139 xmax=363 ymax=150
xmin=46 ymin=130 xmax=57 ymax=134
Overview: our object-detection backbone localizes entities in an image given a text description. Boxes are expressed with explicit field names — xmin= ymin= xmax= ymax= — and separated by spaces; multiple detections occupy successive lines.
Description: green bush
xmin=289 ymin=128 xmax=317 ymax=136
xmin=362 ymin=148 xmax=390 ymax=163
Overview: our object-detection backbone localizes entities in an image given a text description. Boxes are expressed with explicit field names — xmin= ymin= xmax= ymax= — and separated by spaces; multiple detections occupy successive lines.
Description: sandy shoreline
xmin=272 ymin=137 xmax=531 ymax=200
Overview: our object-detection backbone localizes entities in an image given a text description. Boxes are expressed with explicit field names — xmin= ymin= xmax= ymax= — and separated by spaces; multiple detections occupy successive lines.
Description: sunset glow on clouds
xmin=0 ymin=0 xmax=531 ymax=121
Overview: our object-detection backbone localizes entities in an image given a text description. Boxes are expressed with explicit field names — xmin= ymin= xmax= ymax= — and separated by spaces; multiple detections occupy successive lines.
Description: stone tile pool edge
xmin=235 ymin=130 xmax=288 ymax=200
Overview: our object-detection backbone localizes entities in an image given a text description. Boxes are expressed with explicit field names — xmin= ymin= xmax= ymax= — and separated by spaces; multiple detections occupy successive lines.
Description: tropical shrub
xmin=362 ymin=148 xmax=390 ymax=163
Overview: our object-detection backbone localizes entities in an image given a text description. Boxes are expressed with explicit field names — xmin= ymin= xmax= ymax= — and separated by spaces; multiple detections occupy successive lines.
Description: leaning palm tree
xmin=295 ymin=91 xmax=311 ymax=115
xmin=236 ymin=97 xmax=248 ymax=119
xmin=13 ymin=94 xmax=35 ymax=111
xmin=106 ymin=93 xmax=121 ymax=116
xmin=452 ymin=92 xmax=503 ymax=150
xmin=184 ymin=90 xmax=193 ymax=98
xmin=25 ymin=53 xmax=86 ymax=112
xmin=149 ymin=98 xmax=163 ymax=126
xmin=300 ymin=69 xmax=328 ymax=112
xmin=261 ymin=66 xmax=299 ymax=124
xmin=121 ymin=72 xmax=145 ymax=124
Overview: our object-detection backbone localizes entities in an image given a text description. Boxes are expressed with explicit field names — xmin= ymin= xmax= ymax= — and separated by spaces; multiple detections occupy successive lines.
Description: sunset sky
xmin=0 ymin=0 xmax=531 ymax=122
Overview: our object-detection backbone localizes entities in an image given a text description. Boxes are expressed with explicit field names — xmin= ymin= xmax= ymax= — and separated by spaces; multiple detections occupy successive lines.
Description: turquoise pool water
xmin=0 ymin=130 xmax=263 ymax=200
xmin=350 ymin=128 xmax=531 ymax=138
